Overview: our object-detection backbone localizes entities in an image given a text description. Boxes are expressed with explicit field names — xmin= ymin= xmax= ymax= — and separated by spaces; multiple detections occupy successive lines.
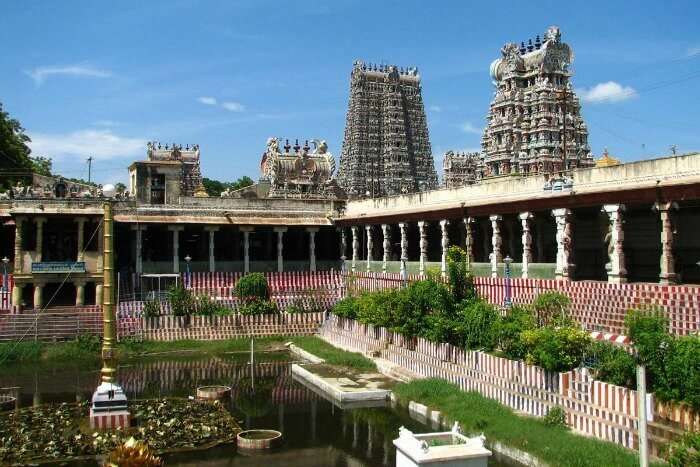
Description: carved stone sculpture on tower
xmin=481 ymin=26 xmax=594 ymax=179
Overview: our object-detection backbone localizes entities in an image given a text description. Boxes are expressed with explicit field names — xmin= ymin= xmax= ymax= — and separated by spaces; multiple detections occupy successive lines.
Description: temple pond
xmin=0 ymin=351 xmax=520 ymax=466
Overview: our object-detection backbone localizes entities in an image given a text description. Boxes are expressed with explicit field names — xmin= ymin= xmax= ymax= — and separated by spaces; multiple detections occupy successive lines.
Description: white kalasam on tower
xmin=480 ymin=26 xmax=594 ymax=177
xmin=337 ymin=61 xmax=438 ymax=198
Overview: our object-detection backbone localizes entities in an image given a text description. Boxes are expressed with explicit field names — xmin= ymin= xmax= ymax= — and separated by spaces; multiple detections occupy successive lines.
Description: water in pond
xmin=0 ymin=351 xmax=520 ymax=466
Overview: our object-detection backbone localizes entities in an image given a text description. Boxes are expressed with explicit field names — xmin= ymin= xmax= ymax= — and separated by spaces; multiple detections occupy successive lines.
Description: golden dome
xmin=595 ymin=148 xmax=621 ymax=168
xmin=193 ymin=181 xmax=209 ymax=197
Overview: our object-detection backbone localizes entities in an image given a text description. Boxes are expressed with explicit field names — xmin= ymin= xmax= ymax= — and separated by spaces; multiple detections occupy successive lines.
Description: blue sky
xmin=1 ymin=0 xmax=699 ymax=185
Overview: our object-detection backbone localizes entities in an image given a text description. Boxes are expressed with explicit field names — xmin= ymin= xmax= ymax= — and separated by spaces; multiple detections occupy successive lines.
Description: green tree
xmin=202 ymin=176 xmax=255 ymax=196
xmin=29 ymin=155 xmax=52 ymax=176
xmin=115 ymin=182 xmax=127 ymax=193
xmin=230 ymin=176 xmax=254 ymax=191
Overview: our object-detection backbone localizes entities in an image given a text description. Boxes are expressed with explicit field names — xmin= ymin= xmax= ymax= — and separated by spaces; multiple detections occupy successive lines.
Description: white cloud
xmin=460 ymin=121 xmax=483 ymax=134
xmin=28 ymin=129 xmax=146 ymax=161
xmin=25 ymin=64 xmax=112 ymax=85
xmin=429 ymin=105 xmax=442 ymax=112
xmin=221 ymin=101 xmax=245 ymax=112
xmin=688 ymin=46 xmax=700 ymax=57
xmin=197 ymin=96 xmax=217 ymax=105
xmin=578 ymin=81 xmax=637 ymax=103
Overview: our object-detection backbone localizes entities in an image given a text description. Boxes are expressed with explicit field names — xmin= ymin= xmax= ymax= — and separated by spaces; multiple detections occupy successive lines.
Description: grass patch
xmin=0 ymin=336 xmax=291 ymax=367
xmin=394 ymin=378 xmax=663 ymax=467
xmin=116 ymin=336 xmax=287 ymax=357
xmin=289 ymin=336 xmax=377 ymax=372
xmin=0 ymin=341 xmax=44 ymax=365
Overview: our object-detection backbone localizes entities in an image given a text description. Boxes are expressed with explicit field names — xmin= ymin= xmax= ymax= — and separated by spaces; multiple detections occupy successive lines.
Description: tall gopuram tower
xmin=337 ymin=61 xmax=438 ymax=198
xmin=481 ymin=26 xmax=594 ymax=176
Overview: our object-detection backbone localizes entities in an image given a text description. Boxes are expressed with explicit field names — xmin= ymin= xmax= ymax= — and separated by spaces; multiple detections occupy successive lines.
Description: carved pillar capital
xmin=552 ymin=208 xmax=573 ymax=280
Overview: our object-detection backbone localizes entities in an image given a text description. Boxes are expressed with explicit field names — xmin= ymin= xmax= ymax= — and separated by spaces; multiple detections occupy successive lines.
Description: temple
xmin=480 ymin=26 xmax=594 ymax=177
xmin=442 ymin=151 xmax=482 ymax=189
xmin=1 ymin=28 xmax=699 ymax=312
xmin=337 ymin=61 xmax=438 ymax=198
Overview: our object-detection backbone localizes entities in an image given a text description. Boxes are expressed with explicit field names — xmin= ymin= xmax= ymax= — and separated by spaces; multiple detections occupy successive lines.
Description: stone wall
xmin=319 ymin=315 xmax=693 ymax=456
xmin=141 ymin=312 xmax=324 ymax=341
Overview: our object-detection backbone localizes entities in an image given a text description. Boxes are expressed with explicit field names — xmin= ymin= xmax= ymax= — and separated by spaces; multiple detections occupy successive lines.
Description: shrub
xmin=0 ymin=341 xmax=44 ymax=365
xmin=193 ymin=295 xmax=230 ymax=316
xmin=522 ymin=326 xmax=591 ymax=372
xmin=532 ymin=291 xmax=571 ymax=327
xmin=239 ymin=298 xmax=278 ymax=316
xmin=586 ymin=341 xmax=636 ymax=388
xmin=543 ymin=406 xmax=567 ymax=428
xmin=332 ymin=296 xmax=358 ymax=319
xmin=668 ymin=431 xmax=700 ymax=466
xmin=398 ymin=280 xmax=453 ymax=338
xmin=455 ymin=300 xmax=500 ymax=350
xmin=235 ymin=273 xmax=270 ymax=301
xmin=446 ymin=246 xmax=476 ymax=302
xmin=142 ymin=298 xmax=161 ymax=318
xmin=495 ymin=305 xmax=536 ymax=359
xmin=625 ymin=308 xmax=670 ymax=366
xmin=657 ymin=336 xmax=700 ymax=410
xmin=168 ymin=285 xmax=194 ymax=316
xmin=75 ymin=333 xmax=101 ymax=353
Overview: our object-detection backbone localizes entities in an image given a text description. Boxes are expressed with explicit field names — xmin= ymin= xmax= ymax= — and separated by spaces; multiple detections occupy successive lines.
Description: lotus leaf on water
xmin=0 ymin=398 xmax=240 ymax=464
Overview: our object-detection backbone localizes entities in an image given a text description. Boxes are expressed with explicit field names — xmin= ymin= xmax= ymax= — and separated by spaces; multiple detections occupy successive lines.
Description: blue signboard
xmin=31 ymin=262 xmax=86 ymax=273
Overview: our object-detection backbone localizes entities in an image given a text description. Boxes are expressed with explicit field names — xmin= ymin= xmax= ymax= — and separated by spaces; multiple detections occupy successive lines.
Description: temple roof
xmin=595 ymin=149 xmax=621 ymax=168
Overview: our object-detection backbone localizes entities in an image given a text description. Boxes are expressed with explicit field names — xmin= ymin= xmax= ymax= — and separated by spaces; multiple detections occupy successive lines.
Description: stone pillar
xmin=399 ymin=222 xmax=408 ymax=276
xmin=240 ymin=227 xmax=253 ymax=273
xmin=418 ymin=221 xmax=427 ymax=276
xmin=440 ymin=220 xmax=449 ymax=277
xmin=34 ymin=217 xmax=46 ymax=263
xmin=519 ymin=212 xmax=533 ymax=278
xmin=168 ymin=226 xmax=184 ymax=273
xmin=656 ymin=202 xmax=678 ymax=285
xmin=131 ymin=225 xmax=146 ymax=274
xmin=274 ymin=227 xmax=287 ymax=273
xmin=463 ymin=217 xmax=475 ymax=268
xmin=75 ymin=217 xmax=87 ymax=261
xmin=95 ymin=283 xmax=103 ymax=306
xmin=365 ymin=225 xmax=373 ymax=272
xmin=489 ymin=215 xmax=502 ymax=277
xmin=11 ymin=283 xmax=23 ymax=308
xmin=381 ymin=224 xmax=390 ymax=273
xmin=307 ymin=228 xmax=318 ymax=271
xmin=33 ymin=282 xmax=43 ymax=310
xmin=351 ymin=226 xmax=359 ymax=272
xmin=204 ymin=226 xmax=219 ymax=272
xmin=75 ymin=281 xmax=85 ymax=306
xmin=552 ymin=208 xmax=573 ymax=280
xmin=603 ymin=204 xmax=627 ymax=284
xmin=13 ymin=216 xmax=24 ymax=273
xmin=339 ymin=228 xmax=347 ymax=261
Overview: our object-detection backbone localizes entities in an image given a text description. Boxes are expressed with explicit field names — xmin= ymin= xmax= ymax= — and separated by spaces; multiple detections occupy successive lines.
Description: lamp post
xmin=90 ymin=184 xmax=130 ymax=429
xmin=184 ymin=254 xmax=192 ymax=289
xmin=504 ymin=255 xmax=513 ymax=308
xmin=1 ymin=256 xmax=8 ymax=292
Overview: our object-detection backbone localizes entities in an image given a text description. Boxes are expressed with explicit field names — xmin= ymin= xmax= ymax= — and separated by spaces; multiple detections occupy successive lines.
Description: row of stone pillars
xmin=133 ymin=225 xmax=321 ymax=273
xmin=343 ymin=202 xmax=678 ymax=284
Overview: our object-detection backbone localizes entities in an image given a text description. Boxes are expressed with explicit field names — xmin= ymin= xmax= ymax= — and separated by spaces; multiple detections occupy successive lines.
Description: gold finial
xmin=595 ymin=148 xmax=621 ymax=168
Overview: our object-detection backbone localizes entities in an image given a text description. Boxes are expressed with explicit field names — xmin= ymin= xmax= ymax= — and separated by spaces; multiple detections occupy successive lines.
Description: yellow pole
xmin=100 ymin=201 xmax=116 ymax=384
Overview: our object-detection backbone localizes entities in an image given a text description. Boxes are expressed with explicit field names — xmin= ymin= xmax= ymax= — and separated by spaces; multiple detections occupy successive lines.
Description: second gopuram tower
xmin=481 ymin=26 xmax=594 ymax=176
xmin=337 ymin=61 xmax=438 ymax=198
